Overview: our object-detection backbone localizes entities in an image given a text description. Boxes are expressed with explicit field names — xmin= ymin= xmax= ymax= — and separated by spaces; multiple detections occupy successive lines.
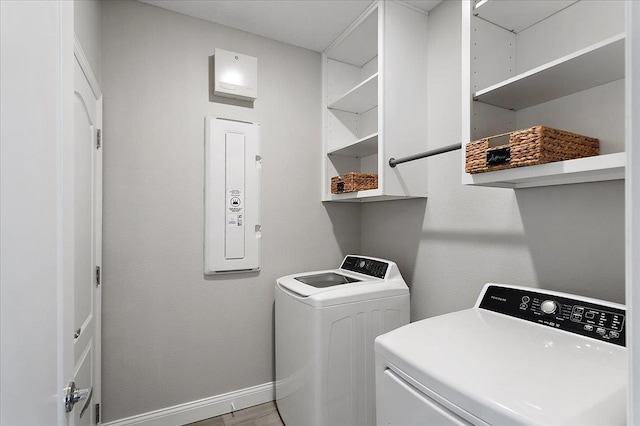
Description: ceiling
xmin=138 ymin=0 xmax=442 ymax=52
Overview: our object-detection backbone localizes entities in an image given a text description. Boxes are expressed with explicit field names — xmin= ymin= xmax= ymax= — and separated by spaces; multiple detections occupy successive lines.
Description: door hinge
xmin=96 ymin=266 xmax=101 ymax=286
xmin=96 ymin=129 xmax=101 ymax=149
xmin=95 ymin=403 xmax=100 ymax=423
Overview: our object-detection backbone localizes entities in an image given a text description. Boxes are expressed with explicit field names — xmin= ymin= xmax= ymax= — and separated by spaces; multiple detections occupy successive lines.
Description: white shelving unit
xmin=466 ymin=152 xmax=626 ymax=189
xmin=462 ymin=0 xmax=626 ymax=188
xmin=474 ymin=34 xmax=625 ymax=110
xmin=328 ymin=73 xmax=378 ymax=114
xmin=328 ymin=133 xmax=378 ymax=158
xmin=473 ymin=0 xmax=577 ymax=33
xmin=322 ymin=1 xmax=436 ymax=202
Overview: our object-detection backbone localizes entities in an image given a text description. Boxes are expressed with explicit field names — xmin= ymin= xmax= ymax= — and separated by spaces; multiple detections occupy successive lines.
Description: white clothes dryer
xmin=275 ymin=255 xmax=409 ymax=426
xmin=375 ymin=283 xmax=626 ymax=425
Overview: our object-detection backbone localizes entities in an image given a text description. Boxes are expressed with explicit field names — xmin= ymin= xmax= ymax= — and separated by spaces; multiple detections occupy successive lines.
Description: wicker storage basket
xmin=331 ymin=172 xmax=378 ymax=194
xmin=465 ymin=126 xmax=599 ymax=174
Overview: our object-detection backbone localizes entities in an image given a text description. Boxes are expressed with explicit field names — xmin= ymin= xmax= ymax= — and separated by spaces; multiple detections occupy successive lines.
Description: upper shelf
xmin=328 ymin=133 xmax=378 ymax=157
xmin=326 ymin=5 xmax=378 ymax=67
xmin=463 ymin=152 xmax=626 ymax=189
xmin=473 ymin=33 xmax=625 ymax=111
xmin=473 ymin=0 xmax=578 ymax=33
xmin=328 ymin=73 xmax=378 ymax=114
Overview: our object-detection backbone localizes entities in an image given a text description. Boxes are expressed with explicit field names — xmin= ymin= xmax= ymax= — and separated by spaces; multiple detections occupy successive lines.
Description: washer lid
xmin=294 ymin=272 xmax=361 ymax=288
xmin=276 ymin=256 xmax=408 ymax=307
xmin=375 ymin=308 xmax=627 ymax=426
xmin=277 ymin=271 xmax=407 ymax=307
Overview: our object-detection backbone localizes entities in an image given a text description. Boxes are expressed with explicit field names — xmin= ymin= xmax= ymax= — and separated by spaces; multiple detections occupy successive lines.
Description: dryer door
xmin=378 ymin=369 xmax=472 ymax=426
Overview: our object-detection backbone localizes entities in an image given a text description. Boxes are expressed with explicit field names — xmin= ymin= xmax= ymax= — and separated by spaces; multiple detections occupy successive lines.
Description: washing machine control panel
xmin=479 ymin=285 xmax=626 ymax=347
xmin=341 ymin=256 xmax=388 ymax=279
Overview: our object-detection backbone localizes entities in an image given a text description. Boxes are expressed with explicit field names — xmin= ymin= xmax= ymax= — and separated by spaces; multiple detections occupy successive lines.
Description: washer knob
xmin=541 ymin=300 xmax=558 ymax=315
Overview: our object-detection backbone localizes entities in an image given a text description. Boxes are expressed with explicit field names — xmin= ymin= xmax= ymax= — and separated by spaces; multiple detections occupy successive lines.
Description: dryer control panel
xmin=479 ymin=285 xmax=626 ymax=347
xmin=341 ymin=256 xmax=389 ymax=279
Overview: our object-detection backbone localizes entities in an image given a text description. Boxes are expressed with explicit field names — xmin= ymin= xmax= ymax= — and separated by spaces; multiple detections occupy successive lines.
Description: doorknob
xmin=64 ymin=381 xmax=93 ymax=418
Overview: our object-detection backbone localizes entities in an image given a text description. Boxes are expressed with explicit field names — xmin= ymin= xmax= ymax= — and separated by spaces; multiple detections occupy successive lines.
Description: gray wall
xmin=74 ymin=0 xmax=102 ymax=85
xmin=101 ymin=1 xmax=359 ymax=421
xmin=361 ymin=0 xmax=625 ymax=321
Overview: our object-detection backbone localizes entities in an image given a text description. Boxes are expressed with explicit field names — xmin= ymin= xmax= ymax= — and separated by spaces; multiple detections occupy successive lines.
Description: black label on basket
xmin=487 ymin=147 xmax=511 ymax=166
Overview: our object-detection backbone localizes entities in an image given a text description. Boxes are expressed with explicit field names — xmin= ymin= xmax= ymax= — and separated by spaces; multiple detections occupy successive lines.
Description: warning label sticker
xmin=227 ymin=189 xmax=243 ymax=227
xmin=227 ymin=214 xmax=243 ymax=227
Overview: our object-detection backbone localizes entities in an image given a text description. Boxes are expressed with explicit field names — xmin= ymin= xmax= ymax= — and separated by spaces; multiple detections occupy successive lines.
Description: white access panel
xmin=205 ymin=117 xmax=261 ymax=274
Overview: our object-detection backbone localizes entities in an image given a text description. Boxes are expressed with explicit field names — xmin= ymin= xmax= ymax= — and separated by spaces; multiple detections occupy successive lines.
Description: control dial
xmin=541 ymin=300 xmax=558 ymax=315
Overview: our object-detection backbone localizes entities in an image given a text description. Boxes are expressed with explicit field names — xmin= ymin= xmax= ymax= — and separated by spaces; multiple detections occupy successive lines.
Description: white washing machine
xmin=375 ymin=283 xmax=627 ymax=425
xmin=275 ymin=255 xmax=410 ymax=426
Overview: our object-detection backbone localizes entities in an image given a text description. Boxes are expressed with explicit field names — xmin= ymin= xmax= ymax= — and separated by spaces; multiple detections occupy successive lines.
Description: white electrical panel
xmin=205 ymin=117 xmax=261 ymax=274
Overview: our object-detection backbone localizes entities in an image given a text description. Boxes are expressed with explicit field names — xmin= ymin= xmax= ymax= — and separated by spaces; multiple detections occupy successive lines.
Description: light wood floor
xmin=185 ymin=402 xmax=284 ymax=426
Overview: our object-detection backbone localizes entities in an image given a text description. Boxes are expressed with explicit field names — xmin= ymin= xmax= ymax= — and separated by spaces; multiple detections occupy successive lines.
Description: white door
xmin=65 ymin=55 xmax=103 ymax=425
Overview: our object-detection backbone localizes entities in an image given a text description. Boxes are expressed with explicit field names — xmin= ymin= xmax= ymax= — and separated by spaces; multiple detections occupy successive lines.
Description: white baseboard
xmin=102 ymin=382 xmax=275 ymax=426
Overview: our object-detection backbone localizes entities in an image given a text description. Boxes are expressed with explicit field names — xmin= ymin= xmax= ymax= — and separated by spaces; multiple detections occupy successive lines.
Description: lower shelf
xmin=323 ymin=188 xmax=426 ymax=202
xmin=462 ymin=152 xmax=626 ymax=188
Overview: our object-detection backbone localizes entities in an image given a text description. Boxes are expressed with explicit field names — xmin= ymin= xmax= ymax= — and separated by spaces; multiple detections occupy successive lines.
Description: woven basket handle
xmin=485 ymin=131 xmax=512 ymax=148
xmin=484 ymin=131 xmax=512 ymax=140
xmin=485 ymin=131 xmax=512 ymax=139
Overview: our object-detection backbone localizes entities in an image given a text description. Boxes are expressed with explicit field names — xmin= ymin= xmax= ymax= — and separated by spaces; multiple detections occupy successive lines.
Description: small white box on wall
xmin=204 ymin=117 xmax=261 ymax=274
xmin=213 ymin=48 xmax=258 ymax=101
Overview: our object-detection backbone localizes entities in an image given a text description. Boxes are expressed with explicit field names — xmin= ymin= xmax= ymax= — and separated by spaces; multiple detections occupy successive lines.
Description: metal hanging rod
xmin=388 ymin=143 xmax=462 ymax=168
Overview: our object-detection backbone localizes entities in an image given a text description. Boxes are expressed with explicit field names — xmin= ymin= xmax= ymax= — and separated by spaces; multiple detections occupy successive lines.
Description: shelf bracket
xmin=389 ymin=143 xmax=462 ymax=168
